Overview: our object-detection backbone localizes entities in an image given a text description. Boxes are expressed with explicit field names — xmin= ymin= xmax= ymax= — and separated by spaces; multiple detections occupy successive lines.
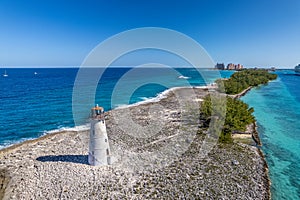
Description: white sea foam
xmin=0 ymin=124 xmax=91 ymax=150
xmin=0 ymin=137 xmax=37 ymax=150
xmin=139 ymin=97 xmax=152 ymax=101
xmin=114 ymin=88 xmax=172 ymax=109
xmin=44 ymin=124 xmax=90 ymax=134
xmin=114 ymin=85 xmax=211 ymax=110
xmin=0 ymin=86 xmax=212 ymax=150
xmin=0 ymin=142 xmax=13 ymax=149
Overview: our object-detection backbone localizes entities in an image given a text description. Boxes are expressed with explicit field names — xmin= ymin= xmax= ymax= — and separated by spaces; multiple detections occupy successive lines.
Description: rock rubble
xmin=0 ymin=88 xmax=269 ymax=199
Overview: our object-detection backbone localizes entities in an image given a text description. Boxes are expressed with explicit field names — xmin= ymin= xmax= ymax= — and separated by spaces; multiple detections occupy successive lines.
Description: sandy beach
xmin=0 ymin=87 xmax=270 ymax=199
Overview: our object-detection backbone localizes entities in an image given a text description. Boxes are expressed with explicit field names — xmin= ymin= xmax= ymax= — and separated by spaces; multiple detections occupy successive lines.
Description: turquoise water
xmin=1 ymin=68 xmax=298 ymax=199
xmin=241 ymin=70 xmax=300 ymax=200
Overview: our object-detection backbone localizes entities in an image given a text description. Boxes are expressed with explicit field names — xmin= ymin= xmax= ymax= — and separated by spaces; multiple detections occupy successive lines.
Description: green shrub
xmin=216 ymin=69 xmax=277 ymax=94
xmin=200 ymin=96 xmax=255 ymax=143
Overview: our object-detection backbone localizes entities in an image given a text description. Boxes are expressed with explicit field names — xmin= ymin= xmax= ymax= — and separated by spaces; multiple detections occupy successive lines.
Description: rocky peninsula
xmin=0 ymin=87 xmax=270 ymax=199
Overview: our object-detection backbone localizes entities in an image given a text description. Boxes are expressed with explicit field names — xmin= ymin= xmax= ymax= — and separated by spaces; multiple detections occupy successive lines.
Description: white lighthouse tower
xmin=88 ymin=105 xmax=111 ymax=166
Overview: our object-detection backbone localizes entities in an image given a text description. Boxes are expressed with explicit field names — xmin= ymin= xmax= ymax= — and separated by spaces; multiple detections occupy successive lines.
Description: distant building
xmin=226 ymin=63 xmax=244 ymax=70
xmin=236 ymin=64 xmax=243 ymax=70
xmin=226 ymin=63 xmax=236 ymax=70
xmin=215 ymin=63 xmax=225 ymax=70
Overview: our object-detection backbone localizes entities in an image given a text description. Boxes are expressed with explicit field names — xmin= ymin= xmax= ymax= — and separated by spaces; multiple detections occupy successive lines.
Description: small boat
xmin=295 ymin=64 xmax=300 ymax=73
xmin=3 ymin=70 xmax=8 ymax=77
xmin=178 ymin=75 xmax=190 ymax=79
xmin=34 ymin=72 xmax=38 ymax=75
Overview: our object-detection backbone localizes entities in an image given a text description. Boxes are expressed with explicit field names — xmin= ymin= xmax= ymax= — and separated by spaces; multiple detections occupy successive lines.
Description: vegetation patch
xmin=216 ymin=69 xmax=277 ymax=94
xmin=200 ymin=69 xmax=277 ymax=143
xmin=200 ymin=95 xmax=255 ymax=143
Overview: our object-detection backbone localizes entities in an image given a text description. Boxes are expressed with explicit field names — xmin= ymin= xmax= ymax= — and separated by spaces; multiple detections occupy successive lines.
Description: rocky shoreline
xmin=0 ymin=87 xmax=270 ymax=199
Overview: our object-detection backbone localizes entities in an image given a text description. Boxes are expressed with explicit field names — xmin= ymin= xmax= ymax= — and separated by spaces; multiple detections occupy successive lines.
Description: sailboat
xmin=3 ymin=70 xmax=8 ymax=77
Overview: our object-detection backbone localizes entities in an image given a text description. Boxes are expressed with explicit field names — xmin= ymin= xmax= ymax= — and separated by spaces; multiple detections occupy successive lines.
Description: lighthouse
xmin=88 ymin=104 xmax=111 ymax=166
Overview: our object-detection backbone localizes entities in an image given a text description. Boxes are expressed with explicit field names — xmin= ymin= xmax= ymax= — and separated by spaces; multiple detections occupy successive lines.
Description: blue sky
xmin=0 ymin=0 xmax=299 ymax=68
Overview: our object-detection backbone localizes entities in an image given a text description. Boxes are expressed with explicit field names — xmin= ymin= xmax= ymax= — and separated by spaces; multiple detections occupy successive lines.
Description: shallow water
xmin=241 ymin=70 xmax=300 ymax=200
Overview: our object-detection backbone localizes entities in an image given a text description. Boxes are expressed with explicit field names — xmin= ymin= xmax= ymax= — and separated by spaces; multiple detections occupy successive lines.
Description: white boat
xmin=295 ymin=64 xmax=300 ymax=73
xmin=3 ymin=70 xmax=8 ymax=77
xmin=178 ymin=75 xmax=190 ymax=79
xmin=34 ymin=72 xmax=38 ymax=75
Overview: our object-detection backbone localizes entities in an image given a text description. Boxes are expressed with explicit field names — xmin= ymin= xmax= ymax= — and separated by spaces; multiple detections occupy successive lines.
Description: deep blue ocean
xmin=0 ymin=67 xmax=231 ymax=147
xmin=0 ymin=68 xmax=299 ymax=199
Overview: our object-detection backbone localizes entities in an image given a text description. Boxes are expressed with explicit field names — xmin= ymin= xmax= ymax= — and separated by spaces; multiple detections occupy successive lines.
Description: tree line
xmin=216 ymin=69 xmax=277 ymax=94
xmin=200 ymin=69 xmax=277 ymax=143
xmin=200 ymin=95 xmax=255 ymax=143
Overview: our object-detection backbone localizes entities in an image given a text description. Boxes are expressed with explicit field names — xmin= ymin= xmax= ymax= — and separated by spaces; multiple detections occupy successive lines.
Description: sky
xmin=0 ymin=0 xmax=299 ymax=68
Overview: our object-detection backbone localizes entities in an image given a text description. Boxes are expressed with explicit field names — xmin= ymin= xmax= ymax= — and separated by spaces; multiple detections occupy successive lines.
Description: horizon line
xmin=0 ymin=65 xmax=294 ymax=69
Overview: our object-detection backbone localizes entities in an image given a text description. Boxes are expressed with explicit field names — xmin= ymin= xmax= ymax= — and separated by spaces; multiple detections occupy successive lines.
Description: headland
xmin=0 ymin=86 xmax=270 ymax=199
